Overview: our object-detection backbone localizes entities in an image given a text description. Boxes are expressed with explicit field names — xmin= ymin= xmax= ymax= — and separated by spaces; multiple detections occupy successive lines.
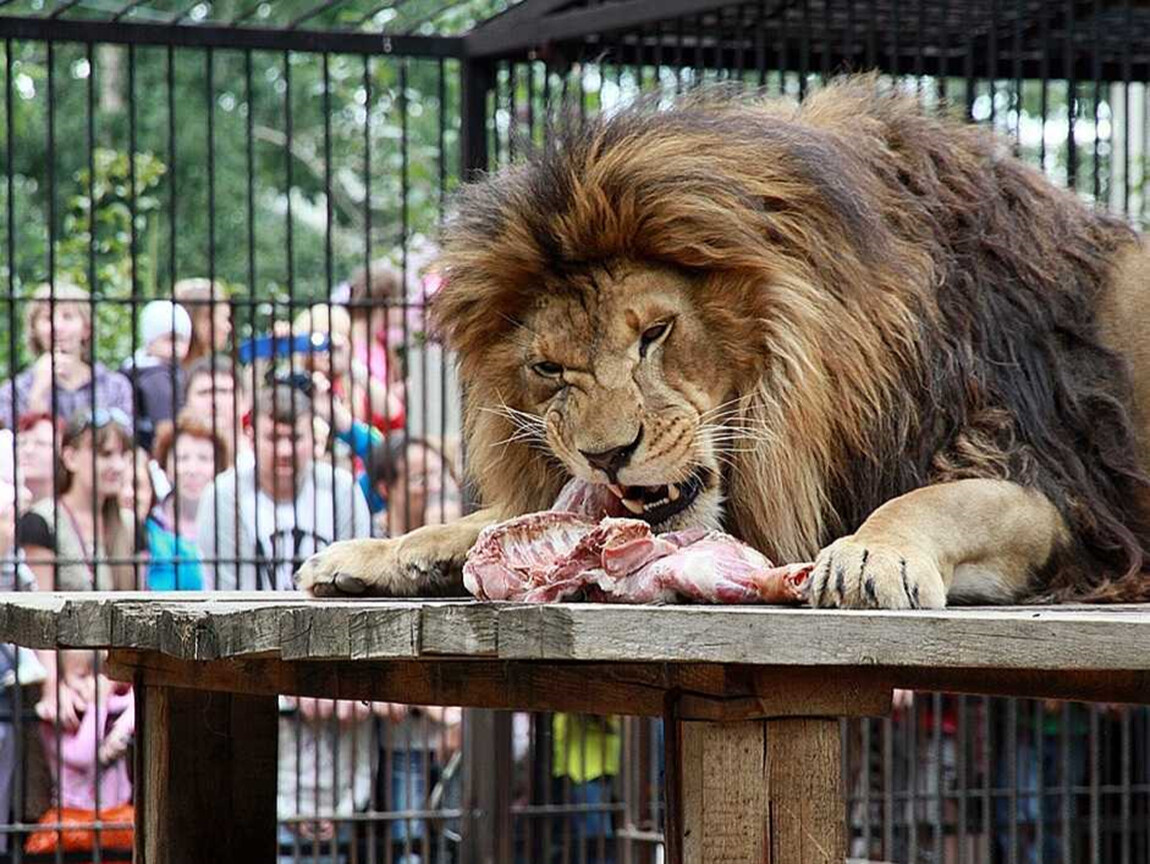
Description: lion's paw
xmin=808 ymin=535 xmax=946 ymax=609
xmin=294 ymin=537 xmax=462 ymax=598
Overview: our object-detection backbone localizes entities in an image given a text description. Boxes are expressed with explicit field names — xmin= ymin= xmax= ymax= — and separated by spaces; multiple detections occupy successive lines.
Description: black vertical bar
xmin=820 ymin=0 xmax=830 ymax=81
xmin=438 ymin=56 xmax=447 ymax=530
xmin=1090 ymin=704 xmax=1101 ymax=864
xmin=845 ymin=0 xmax=856 ymax=77
xmin=87 ymin=39 xmax=103 ymax=859
xmin=243 ymin=46 xmax=253 ymax=568
xmin=285 ymin=48 xmax=297 ymax=565
xmin=932 ymin=693 xmax=942 ymax=862
xmin=1067 ymin=0 xmax=1078 ymax=190
xmin=799 ymin=0 xmax=809 ymax=98
xmin=1122 ymin=708 xmax=1132 ymax=864
xmin=963 ymin=0 xmax=975 ymax=120
xmin=891 ymin=0 xmax=900 ymax=85
xmin=205 ymin=46 xmax=220 ymax=566
xmin=957 ymin=696 xmax=968 ymax=864
xmin=865 ymin=0 xmax=876 ymax=73
xmin=1035 ymin=700 xmax=1046 ymax=862
xmin=1092 ymin=0 xmax=1102 ymax=205
xmin=1007 ymin=698 xmax=1018 ymax=864
xmin=460 ymin=58 xmax=492 ymax=180
xmin=755 ymin=0 xmax=766 ymax=85
xmin=322 ymin=51 xmax=337 ymax=543
xmin=988 ymin=0 xmax=998 ymax=126
xmin=914 ymin=0 xmax=925 ymax=95
xmin=526 ymin=56 xmax=536 ymax=147
xmin=1011 ymin=0 xmax=1022 ymax=149
xmin=1040 ymin=0 xmax=1050 ymax=171
xmin=362 ymin=53 xmax=380 ymax=855
xmin=508 ymin=59 xmax=517 ymax=161
xmin=908 ymin=692 xmax=918 ymax=863
xmin=938 ymin=0 xmax=949 ymax=103
xmin=1122 ymin=0 xmax=1131 ymax=216
xmin=400 ymin=58 xmax=411 ymax=531
xmin=675 ymin=15 xmax=685 ymax=95
xmin=736 ymin=4 xmax=747 ymax=81
xmin=1061 ymin=702 xmax=1072 ymax=864
xmin=779 ymin=0 xmax=789 ymax=94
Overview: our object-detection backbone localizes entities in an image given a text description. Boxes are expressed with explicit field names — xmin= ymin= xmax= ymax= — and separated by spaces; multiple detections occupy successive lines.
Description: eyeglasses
xmin=262 ymin=366 xmax=315 ymax=397
xmin=65 ymin=407 xmax=132 ymax=438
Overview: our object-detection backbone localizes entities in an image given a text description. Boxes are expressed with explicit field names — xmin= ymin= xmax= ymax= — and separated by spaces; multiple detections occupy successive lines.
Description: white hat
xmin=139 ymin=300 xmax=192 ymax=346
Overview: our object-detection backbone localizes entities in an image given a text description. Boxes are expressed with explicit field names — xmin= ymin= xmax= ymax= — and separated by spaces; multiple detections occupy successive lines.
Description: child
xmin=26 ymin=649 xmax=134 ymax=855
xmin=121 ymin=299 xmax=192 ymax=451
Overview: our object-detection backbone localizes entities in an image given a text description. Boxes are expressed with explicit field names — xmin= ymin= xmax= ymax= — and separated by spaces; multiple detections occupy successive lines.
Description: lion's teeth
xmin=608 ymin=484 xmax=625 ymax=498
xmin=667 ymin=483 xmax=680 ymax=502
xmin=620 ymin=497 xmax=646 ymax=515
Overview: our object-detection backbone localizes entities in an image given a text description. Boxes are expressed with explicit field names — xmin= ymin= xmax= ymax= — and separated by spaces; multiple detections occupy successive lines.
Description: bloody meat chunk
xmin=463 ymin=480 xmax=813 ymax=604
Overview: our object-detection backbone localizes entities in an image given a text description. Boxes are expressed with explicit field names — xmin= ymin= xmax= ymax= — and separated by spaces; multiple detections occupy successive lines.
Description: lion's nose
xmin=580 ymin=427 xmax=644 ymax=480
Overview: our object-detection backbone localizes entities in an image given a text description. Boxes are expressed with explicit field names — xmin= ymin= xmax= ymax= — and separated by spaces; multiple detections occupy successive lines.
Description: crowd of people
xmin=0 ymin=262 xmax=481 ymax=861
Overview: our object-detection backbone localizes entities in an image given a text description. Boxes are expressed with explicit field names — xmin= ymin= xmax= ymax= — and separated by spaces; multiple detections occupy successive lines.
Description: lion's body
xmin=297 ymin=77 xmax=1150 ymax=606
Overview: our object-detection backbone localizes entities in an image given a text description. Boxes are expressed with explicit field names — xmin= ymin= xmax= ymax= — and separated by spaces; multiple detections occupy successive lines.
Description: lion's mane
xmin=431 ymin=76 xmax=1150 ymax=602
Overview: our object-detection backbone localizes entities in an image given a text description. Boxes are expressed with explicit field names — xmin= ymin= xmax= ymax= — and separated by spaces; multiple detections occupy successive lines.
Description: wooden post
xmin=134 ymin=680 xmax=278 ymax=864
xmin=667 ymin=672 xmax=892 ymax=864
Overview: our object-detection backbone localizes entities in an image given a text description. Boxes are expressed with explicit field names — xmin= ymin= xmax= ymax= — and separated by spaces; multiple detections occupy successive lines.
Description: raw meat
xmin=462 ymin=479 xmax=813 ymax=605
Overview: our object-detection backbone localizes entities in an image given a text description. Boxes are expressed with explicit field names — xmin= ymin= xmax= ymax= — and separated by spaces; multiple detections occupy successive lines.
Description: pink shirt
xmin=41 ymin=685 xmax=134 ymax=810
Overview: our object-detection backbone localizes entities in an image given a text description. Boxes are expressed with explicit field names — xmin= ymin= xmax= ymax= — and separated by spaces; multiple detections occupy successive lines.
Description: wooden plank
xmin=679 ymin=720 xmax=767 ymax=863
xmin=763 ymin=718 xmax=845 ymax=864
xmin=493 ymin=603 xmax=1150 ymax=670
xmin=419 ymin=603 xmax=499 ymax=655
xmin=108 ymin=650 xmax=787 ymax=716
xmin=14 ymin=594 xmax=1150 ymax=675
xmin=135 ymin=682 xmax=277 ymax=864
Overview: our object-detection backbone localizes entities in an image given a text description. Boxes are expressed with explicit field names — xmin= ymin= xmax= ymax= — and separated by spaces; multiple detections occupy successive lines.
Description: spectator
xmin=183 ymin=353 xmax=250 ymax=468
xmin=192 ymin=379 xmax=372 ymax=857
xmin=277 ymin=697 xmax=377 ymax=864
xmin=14 ymin=412 xmax=55 ymax=504
xmin=174 ymin=277 xmax=232 ymax=368
xmin=120 ymin=299 xmax=191 ymax=452
xmin=17 ymin=408 xmax=137 ymax=593
xmin=370 ymin=436 xmax=462 ymax=538
xmin=342 ymin=262 xmax=412 ymax=432
xmin=15 ymin=409 xmax=137 ymax=742
xmin=24 ymin=649 xmax=134 ymax=858
xmin=550 ymin=714 xmax=620 ymax=864
xmin=0 ymin=281 xmax=133 ymax=431
xmin=195 ymin=377 xmax=370 ymax=590
xmin=142 ymin=415 xmax=230 ymax=591
xmin=0 ymin=431 xmax=41 ymax=857
xmin=376 ymin=701 xmax=462 ymax=860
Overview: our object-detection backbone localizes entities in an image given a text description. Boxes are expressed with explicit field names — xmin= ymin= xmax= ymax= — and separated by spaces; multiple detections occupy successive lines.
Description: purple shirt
xmin=0 ymin=362 xmax=134 ymax=430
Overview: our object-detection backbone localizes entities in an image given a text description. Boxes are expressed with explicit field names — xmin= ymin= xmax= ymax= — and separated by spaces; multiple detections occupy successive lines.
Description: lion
xmin=296 ymin=75 xmax=1150 ymax=609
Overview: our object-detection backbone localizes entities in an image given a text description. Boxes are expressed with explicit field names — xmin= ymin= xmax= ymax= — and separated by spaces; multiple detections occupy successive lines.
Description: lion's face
xmin=516 ymin=262 xmax=740 ymax=531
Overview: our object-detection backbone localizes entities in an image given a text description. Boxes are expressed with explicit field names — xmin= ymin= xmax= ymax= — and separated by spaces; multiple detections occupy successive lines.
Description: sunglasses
xmin=263 ymin=366 xmax=315 ymax=397
xmin=65 ymin=407 xmax=132 ymax=438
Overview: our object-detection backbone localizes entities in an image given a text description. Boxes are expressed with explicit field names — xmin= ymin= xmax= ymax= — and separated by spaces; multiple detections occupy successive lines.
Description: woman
xmin=14 ymin=412 xmax=56 ymax=503
xmin=15 ymin=409 xmax=137 ymax=732
xmin=174 ymin=278 xmax=232 ymax=368
xmin=143 ymin=414 xmax=229 ymax=590
xmin=17 ymin=408 xmax=137 ymax=593
xmin=0 ymin=282 xmax=133 ymax=430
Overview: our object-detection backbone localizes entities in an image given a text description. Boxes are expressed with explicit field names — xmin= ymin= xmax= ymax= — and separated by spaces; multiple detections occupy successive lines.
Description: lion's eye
xmin=639 ymin=322 xmax=671 ymax=358
xmin=531 ymin=361 xmax=564 ymax=379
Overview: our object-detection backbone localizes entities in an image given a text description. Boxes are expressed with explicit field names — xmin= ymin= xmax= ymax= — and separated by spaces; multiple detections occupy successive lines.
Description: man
xmin=195 ymin=380 xmax=374 ymax=861
xmin=196 ymin=379 xmax=370 ymax=591
xmin=182 ymin=353 xmax=250 ymax=470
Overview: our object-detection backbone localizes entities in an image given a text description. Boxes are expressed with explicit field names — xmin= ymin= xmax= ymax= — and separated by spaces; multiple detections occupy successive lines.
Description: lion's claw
xmin=810 ymin=535 xmax=946 ymax=609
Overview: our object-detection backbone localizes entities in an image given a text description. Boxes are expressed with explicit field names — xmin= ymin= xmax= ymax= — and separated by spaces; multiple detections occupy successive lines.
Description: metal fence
xmin=2 ymin=0 xmax=1150 ymax=862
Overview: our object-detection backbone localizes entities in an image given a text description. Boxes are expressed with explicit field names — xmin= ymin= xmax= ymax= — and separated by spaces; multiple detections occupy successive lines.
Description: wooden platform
xmin=5 ymin=592 xmax=1150 ymax=863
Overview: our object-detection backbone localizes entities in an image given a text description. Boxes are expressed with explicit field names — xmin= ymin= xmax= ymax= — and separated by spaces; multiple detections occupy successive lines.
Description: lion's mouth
xmin=605 ymin=468 xmax=708 ymax=525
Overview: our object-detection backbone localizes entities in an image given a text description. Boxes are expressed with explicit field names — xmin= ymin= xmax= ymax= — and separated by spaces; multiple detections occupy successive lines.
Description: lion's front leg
xmin=809 ymin=479 xmax=1069 ymax=609
xmin=295 ymin=508 xmax=499 ymax=597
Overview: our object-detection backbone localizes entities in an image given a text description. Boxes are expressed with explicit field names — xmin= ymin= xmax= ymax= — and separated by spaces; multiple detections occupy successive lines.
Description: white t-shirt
xmin=196 ymin=459 xmax=371 ymax=592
